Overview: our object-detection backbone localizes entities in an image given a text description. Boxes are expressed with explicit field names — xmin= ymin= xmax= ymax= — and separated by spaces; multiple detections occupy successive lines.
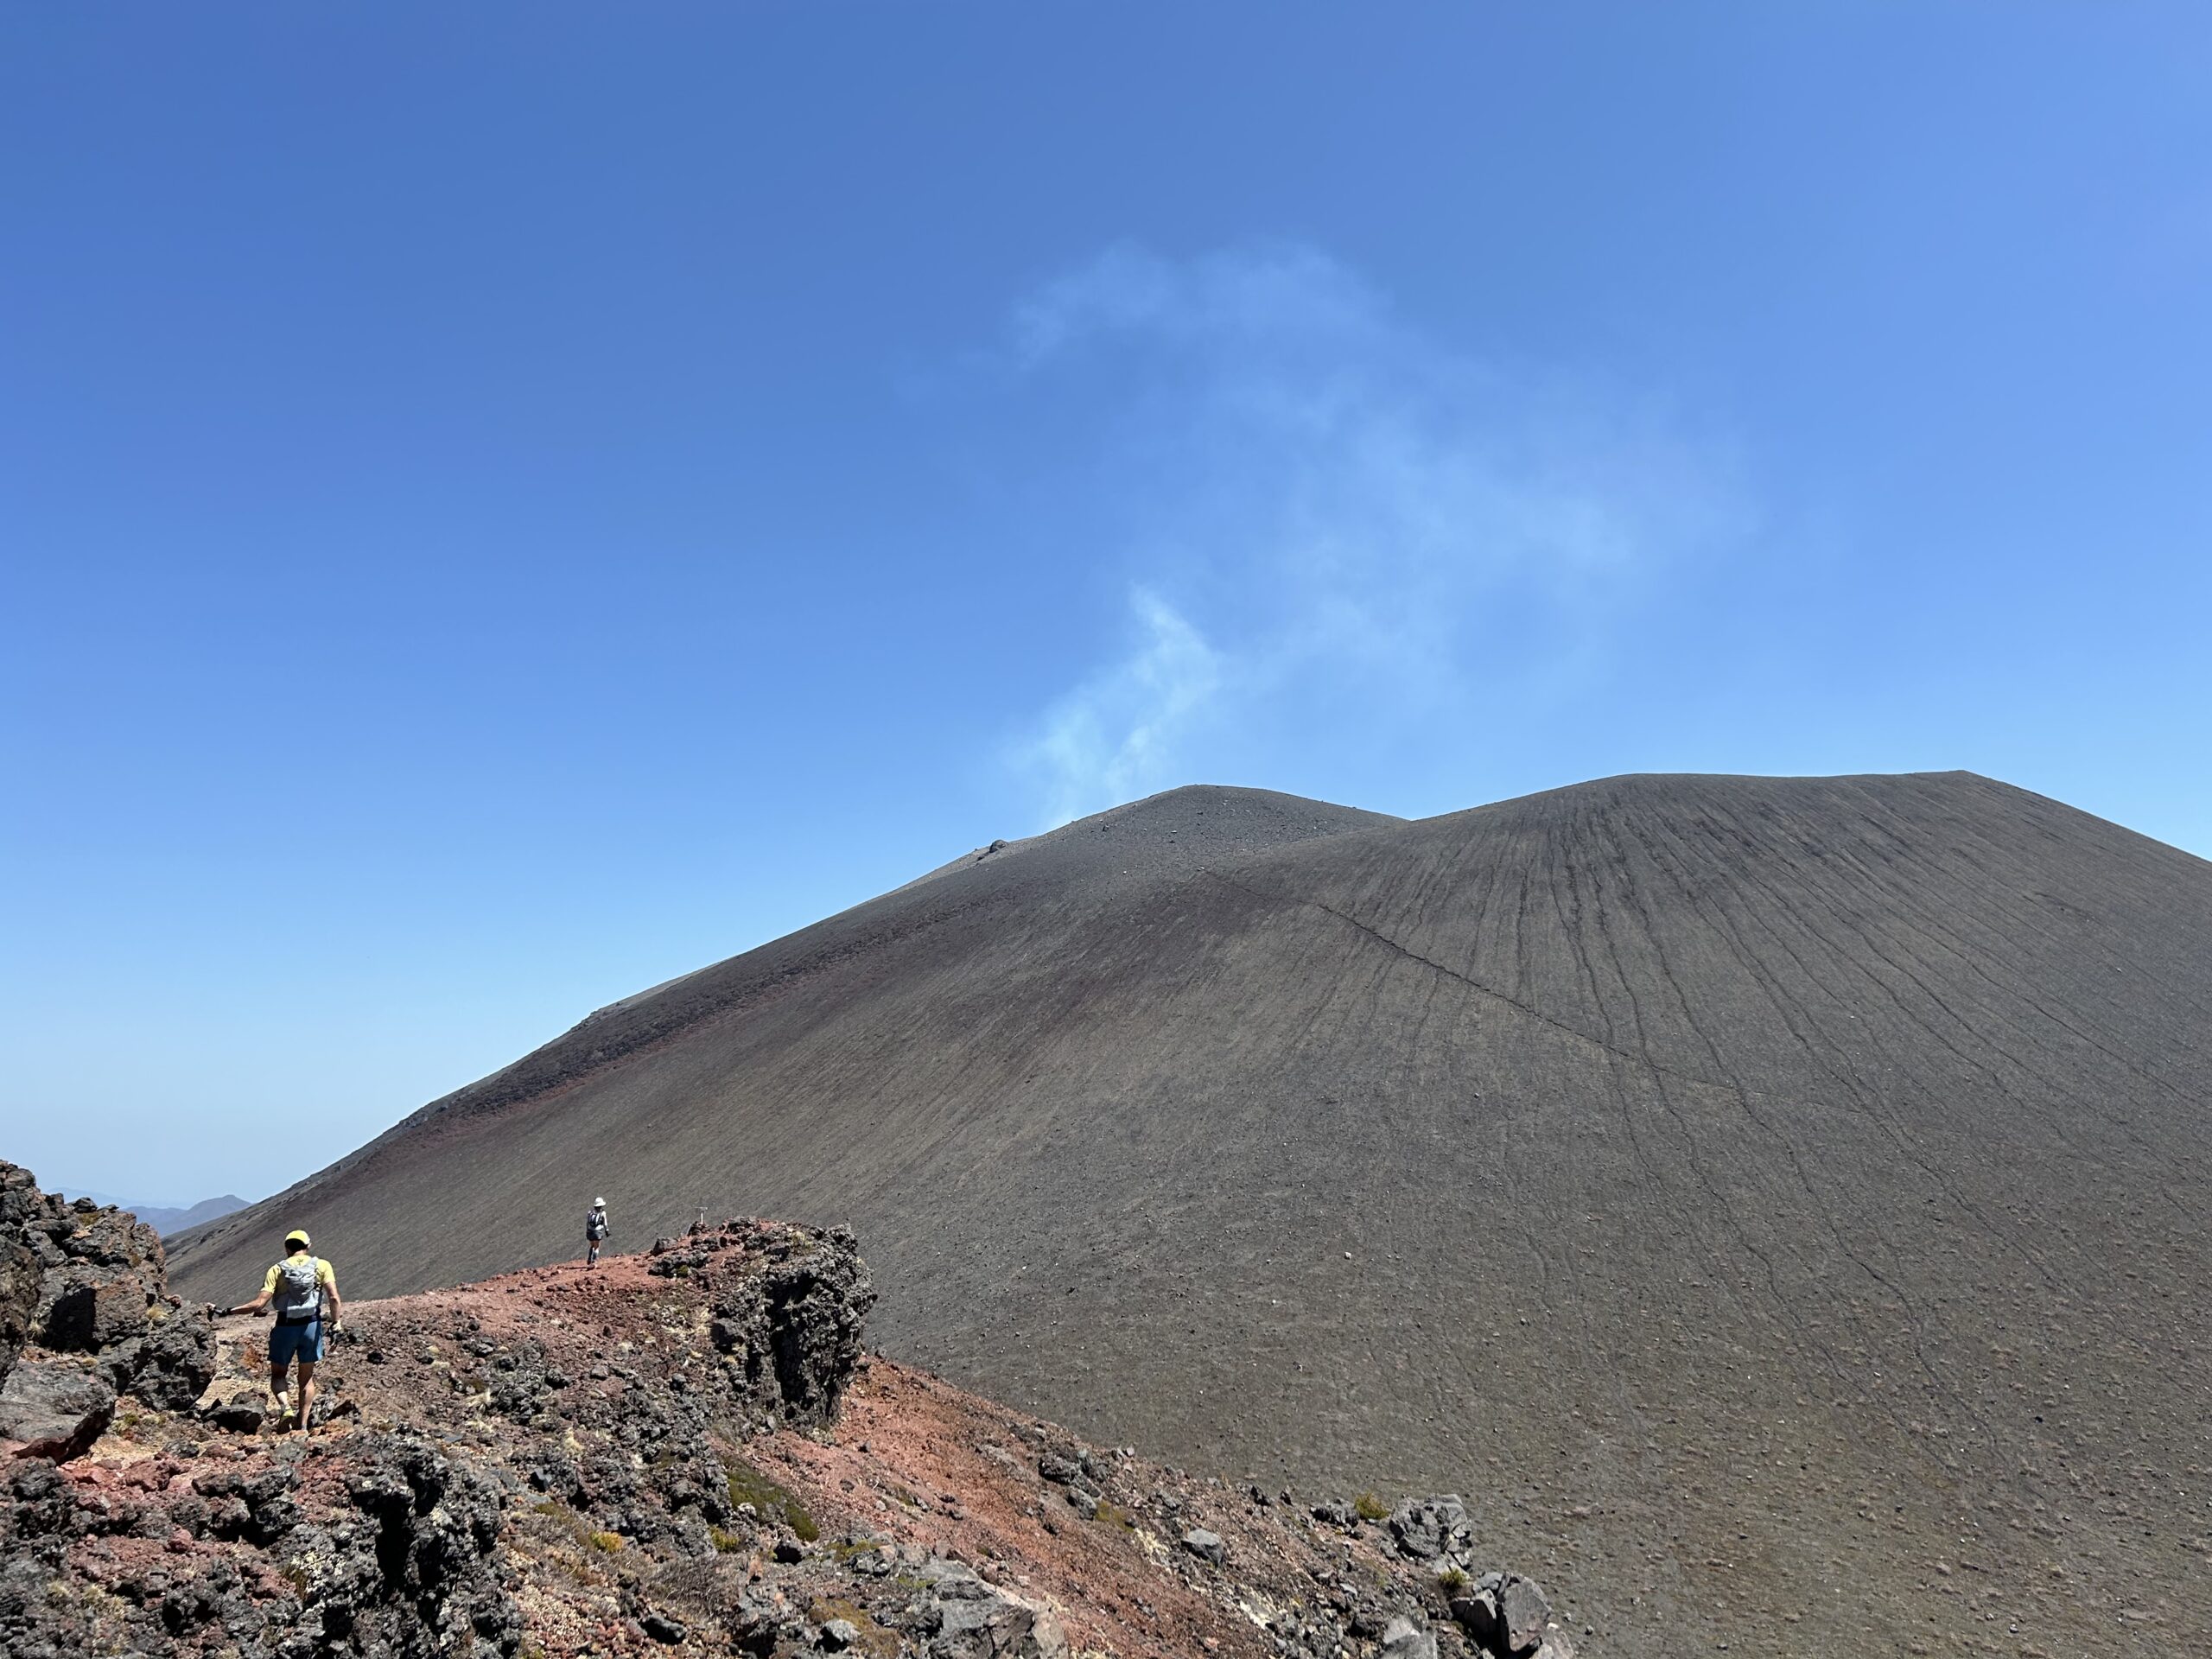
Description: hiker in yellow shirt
xmin=223 ymin=1227 xmax=341 ymax=1430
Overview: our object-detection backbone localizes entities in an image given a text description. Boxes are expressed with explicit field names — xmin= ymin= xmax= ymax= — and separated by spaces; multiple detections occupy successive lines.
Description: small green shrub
xmin=1437 ymin=1565 xmax=1470 ymax=1593
xmin=709 ymin=1527 xmax=746 ymax=1554
xmin=1352 ymin=1491 xmax=1390 ymax=1522
xmin=1093 ymin=1500 xmax=1135 ymax=1531
xmin=587 ymin=1531 xmax=626 ymax=1554
xmin=721 ymin=1453 xmax=819 ymax=1541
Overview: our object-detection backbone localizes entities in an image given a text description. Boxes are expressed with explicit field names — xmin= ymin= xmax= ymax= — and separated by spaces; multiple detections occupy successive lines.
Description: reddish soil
xmin=67 ymin=1244 xmax=1538 ymax=1658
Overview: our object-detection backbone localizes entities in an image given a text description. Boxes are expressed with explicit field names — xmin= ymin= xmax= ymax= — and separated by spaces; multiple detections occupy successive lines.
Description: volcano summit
xmin=170 ymin=772 xmax=2212 ymax=1655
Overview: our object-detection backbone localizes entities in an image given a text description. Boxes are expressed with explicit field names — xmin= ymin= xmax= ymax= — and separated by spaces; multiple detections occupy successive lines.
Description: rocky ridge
xmin=1 ymin=1165 xmax=1580 ymax=1658
xmin=1 ymin=1161 xmax=219 ymax=1458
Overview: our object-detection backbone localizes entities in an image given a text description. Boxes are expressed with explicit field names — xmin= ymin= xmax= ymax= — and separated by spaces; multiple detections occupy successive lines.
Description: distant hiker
xmin=222 ymin=1227 xmax=340 ymax=1431
xmin=586 ymin=1198 xmax=609 ymax=1267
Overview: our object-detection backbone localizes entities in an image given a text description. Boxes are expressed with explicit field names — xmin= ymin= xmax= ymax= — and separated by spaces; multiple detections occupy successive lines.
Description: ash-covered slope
xmin=171 ymin=772 xmax=2212 ymax=1656
xmin=170 ymin=781 xmax=1401 ymax=1298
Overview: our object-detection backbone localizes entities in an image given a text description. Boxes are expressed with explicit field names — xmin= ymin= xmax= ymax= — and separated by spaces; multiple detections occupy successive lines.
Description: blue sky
xmin=5 ymin=5 xmax=2209 ymax=1205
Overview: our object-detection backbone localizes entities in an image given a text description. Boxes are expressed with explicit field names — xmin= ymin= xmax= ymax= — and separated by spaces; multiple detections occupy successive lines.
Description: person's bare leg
xmin=296 ymin=1359 xmax=318 ymax=1431
xmin=269 ymin=1363 xmax=289 ymax=1419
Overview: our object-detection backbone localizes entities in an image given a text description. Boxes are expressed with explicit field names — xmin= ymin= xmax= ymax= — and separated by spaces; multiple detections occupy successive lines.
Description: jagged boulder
xmin=0 ymin=1161 xmax=218 ymax=1421
xmin=41 ymin=1269 xmax=148 ymax=1351
xmin=1500 ymin=1574 xmax=1553 ymax=1650
xmin=702 ymin=1222 xmax=874 ymax=1424
xmin=896 ymin=1554 xmax=1071 ymax=1659
xmin=193 ymin=1463 xmax=302 ymax=1546
xmin=1450 ymin=1583 xmax=1501 ymax=1647
xmin=1388 ymin=1492 xmax=1471 ymax=1564
xmin=1447 ymin=1571 xmax=1573 ymax=1657
xmin=1182 ymin=1526 xmax=1226 ymax=1565
xmin=0 ymin=1237 xmax=35 ymax=1393
xmin=0 ymin=1166 xmax=47 ymax=1389
xmin=1380 ymin=1614 xmax=1440 ymax=1659
xmin=30 ymin=1198 xmax=166 ymax=1353
xmin=285 ymin=1431 xmax=521 ymax=1656
xmin=933 ymin=1580 xmax=1070 ymax=1659
xmin=0 ymin=1358 xmax=115 ymax=1461
xmin=109 ymin=1302 xmax=219 ymax=1408
xmin=0 ymin=1164 xmax=46 ymax=1234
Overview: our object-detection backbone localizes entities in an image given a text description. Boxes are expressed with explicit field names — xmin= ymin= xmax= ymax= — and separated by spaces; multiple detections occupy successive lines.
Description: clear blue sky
xmin=5 ymin=5 xmax=2209 ymax=1205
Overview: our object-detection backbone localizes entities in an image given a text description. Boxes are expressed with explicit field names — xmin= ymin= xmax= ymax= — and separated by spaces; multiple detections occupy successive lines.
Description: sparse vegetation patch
xmin=722 ymin=1452 xmax=820 ymax=1541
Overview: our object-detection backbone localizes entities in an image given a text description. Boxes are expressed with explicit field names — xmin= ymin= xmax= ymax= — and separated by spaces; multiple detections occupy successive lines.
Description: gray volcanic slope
xmin=170 ymin=774 xmax=2212 ymax=1656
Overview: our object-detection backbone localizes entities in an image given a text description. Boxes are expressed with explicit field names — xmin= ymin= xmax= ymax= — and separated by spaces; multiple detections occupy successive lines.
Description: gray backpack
xmin=586 ymin=1209 xmax=608 ymax=1242
xmin=273 ymin=1255 xmax=323 ymax=1323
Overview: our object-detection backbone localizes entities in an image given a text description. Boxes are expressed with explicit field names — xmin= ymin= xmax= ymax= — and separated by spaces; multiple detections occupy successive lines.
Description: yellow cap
xmin=284 ymin=1229 xmax=311 ymax=1249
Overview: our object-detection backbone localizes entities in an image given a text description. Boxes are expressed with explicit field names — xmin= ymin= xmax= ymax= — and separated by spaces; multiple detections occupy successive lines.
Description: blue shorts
xmin=270 ymin=1319 xmax=323 ymax=1367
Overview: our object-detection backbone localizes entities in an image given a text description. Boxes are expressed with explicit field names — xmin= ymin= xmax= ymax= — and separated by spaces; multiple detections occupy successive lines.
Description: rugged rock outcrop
xmin=303 ymin=1431 xmax=520 ymax=1655
xmin=0 ymin=1361 xmax=115 ymax=1463
xmin=110 ymin=1305 xmax=220 ymax=1409
xmin=0 ymin=1161 xmax=218 ymax=1437
xmin=654 ymin=1218 xmax=874 ymax=1425
xmin=0 ymin=1164 xmax=54 ymax=1382
xmin=0 ymin=1432 xmax=519 ymax=1658
xmin=0 ymin=1236 xmax=41 ymax=1382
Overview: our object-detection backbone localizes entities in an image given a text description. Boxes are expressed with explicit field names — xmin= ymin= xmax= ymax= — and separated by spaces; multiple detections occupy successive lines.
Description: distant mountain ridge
xmin=168 ymin=772 xmax=2212 ymax=1657
xmin=69 ymin=1191 xmax=248 ymax=1237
